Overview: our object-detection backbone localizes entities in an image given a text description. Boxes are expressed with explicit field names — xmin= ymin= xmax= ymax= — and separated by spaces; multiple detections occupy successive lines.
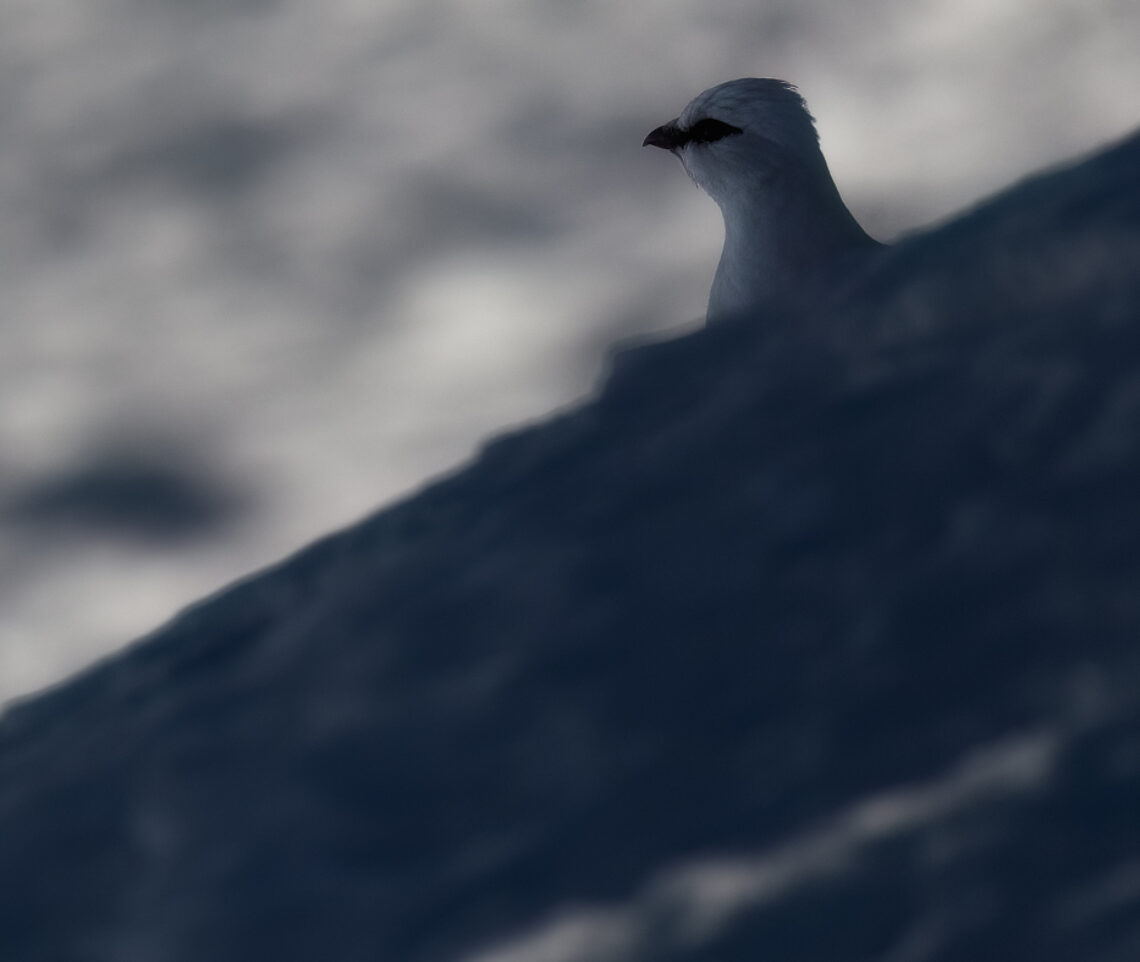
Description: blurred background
xmin=1 ymin=0 xmax=1137 ymax=705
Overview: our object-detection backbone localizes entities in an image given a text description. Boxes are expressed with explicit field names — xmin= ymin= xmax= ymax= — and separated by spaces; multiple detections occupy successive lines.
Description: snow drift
xmin=1 ymin=130 xmax=1139 ymax=962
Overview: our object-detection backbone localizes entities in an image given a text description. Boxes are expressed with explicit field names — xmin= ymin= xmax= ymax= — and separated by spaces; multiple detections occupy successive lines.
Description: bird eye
xmin=686 ymin=118 xmax=743 ymax=144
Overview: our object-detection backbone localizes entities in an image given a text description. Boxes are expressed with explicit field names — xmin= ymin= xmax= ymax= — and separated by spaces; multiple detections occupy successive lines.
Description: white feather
xmin=647 ymin=79 xmax=881 ymax=321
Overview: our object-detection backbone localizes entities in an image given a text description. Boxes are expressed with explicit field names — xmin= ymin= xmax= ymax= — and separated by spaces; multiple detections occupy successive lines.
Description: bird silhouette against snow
xmin=645 ymin=78 xmax=882 ymax=321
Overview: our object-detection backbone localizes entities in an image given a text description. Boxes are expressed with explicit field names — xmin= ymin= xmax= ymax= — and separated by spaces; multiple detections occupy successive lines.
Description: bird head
xmin=643 ymin=79 xmax=824 ymax=208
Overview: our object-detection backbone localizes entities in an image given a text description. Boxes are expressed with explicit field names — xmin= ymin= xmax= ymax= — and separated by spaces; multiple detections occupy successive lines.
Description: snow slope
xmin=1 ymin=129 xmax=1139 ymax=961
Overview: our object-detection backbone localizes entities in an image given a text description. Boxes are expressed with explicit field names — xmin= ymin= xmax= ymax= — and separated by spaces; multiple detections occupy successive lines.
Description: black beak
xmin=643 ymin=121 xmax=688 ymax=150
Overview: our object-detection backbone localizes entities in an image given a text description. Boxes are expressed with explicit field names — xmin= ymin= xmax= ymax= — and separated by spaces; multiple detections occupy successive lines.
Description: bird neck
xmin=707 ymin=159 xmax=877 ymax=321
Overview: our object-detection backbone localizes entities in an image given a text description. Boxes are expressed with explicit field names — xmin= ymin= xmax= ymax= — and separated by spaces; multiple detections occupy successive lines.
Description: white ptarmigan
xmin=644 ymin=78 xmax=881 ymax=321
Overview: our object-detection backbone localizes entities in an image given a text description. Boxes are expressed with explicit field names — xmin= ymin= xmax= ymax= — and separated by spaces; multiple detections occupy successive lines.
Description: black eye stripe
xmin=686 ymin=118 xmax=743 ymax=144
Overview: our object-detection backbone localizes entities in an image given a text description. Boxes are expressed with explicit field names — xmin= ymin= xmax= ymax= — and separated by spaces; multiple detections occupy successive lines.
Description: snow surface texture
xmin=3 ymin=0 xmax=1140 ymax=704
xmin=2 ymin=127 xmax=1140 ymax=961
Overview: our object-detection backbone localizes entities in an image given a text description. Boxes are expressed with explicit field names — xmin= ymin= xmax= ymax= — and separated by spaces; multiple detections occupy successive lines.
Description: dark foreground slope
xmin=2 ymin=132 xmax=1140 ymax=962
